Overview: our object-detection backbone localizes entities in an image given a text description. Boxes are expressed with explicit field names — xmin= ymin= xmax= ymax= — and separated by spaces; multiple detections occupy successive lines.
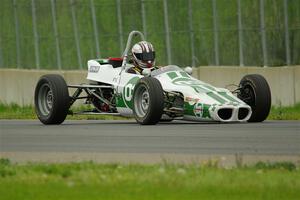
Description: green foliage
xmin=0 ymin=158 xmax=16 ymax=178
xmin=0 ymin=0 xmax=299 ymax=69
xmin=255 ymin=161 xmax=296 ymax=171
xmin=0 ymin=158 xmax=11 ymax=166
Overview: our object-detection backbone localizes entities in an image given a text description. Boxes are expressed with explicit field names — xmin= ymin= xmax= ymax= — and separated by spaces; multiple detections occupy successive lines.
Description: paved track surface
xmin=1 ymin=120 xmax=299 ymax=155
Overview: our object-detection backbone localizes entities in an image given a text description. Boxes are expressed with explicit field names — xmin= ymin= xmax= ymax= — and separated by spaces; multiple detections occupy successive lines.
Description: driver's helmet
xmin=131 ymin=41 xmax=155 ymax=69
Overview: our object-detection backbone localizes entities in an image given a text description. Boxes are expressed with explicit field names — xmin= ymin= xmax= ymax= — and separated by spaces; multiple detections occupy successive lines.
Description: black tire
xmin=238 ymin=74 xmax=271 ymax=122
xmin=34 ymin=74 xmax=70 ymax=124
xmin=133 ymin=77 xmax=164 ymax=125
xmin=160 ymin=118 xmax=173 ymax=122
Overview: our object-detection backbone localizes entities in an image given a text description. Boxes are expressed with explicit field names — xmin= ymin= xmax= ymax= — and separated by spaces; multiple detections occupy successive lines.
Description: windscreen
xmin=151 ymin=65 xmax=183 ymax=76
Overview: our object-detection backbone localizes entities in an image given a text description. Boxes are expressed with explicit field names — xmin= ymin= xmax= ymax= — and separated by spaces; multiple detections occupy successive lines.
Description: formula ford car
xmin=35 ymin=31 xmax=271 ymax=125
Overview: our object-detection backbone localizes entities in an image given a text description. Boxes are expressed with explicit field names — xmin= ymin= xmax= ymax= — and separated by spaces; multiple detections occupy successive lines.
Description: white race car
xmin=34 ymin=31 xmax=271 ymax=125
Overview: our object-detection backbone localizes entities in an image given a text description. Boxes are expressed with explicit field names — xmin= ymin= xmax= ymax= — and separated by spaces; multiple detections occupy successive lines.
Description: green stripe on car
xmin=167 ymin=72 xmax=178 ymax=79
xmin=180 ymin=72 xmax=189 ymax=78
xmin=116 ymin=96 xmax=126 ymax=107
xmin=218 ymin=92 xmax=240 ymax=103
xmin=206 ymin=92 xmax=227 ymax=104
xmin=202 ymin=84 xmax=216 ymax=91
xmin=192 ymin=85 xmax=210 ymax=93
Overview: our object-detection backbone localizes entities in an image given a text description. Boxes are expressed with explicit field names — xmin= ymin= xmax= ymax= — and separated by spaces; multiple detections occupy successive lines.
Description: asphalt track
xmin=0 ymin=119 xmax=299 ymax=154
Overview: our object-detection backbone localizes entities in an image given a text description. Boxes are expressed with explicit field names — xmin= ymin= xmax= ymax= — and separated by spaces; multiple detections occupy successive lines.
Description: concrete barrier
xmin=0 ymin=66 xmax=299 ymax=106
xmin=0 ymin=69 xmax=86 ymax=106
xmin=295 ymin=67 xmax=300 ymax=105
xmin=193 ymin=66 xmax=300 ymax=106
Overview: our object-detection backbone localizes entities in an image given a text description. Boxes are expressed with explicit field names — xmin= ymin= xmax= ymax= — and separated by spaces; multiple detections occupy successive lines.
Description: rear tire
xmin=133 ymin=77 xmax=164 ymax=125
xmin=34 ymin=74 xmax=70 ymax=124
xmin=238 ymin=74 xmax=271 ymax=122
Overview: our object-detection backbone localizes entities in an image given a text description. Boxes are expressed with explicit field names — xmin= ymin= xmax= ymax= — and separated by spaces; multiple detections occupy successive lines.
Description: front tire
xmin=133 ymin=77 xmax=164 ymax=125
xmin=238 ymin=74 xmax=271 ymax=122
xmin=34 ymin=74 xmax=70 ymax=124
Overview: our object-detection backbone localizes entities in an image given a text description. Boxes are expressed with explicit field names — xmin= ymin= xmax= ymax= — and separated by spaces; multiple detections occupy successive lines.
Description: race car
xmin=34 ymin=31 xmax=271 ymax=125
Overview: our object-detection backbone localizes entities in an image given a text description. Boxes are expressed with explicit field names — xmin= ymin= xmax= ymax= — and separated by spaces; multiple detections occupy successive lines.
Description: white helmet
xmin=131 ymin=41 xmax=155 ymax=68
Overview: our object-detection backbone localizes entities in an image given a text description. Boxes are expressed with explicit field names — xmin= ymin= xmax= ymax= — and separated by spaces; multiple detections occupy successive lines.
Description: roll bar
xmin=120 ymin=31 xmax=145 ymax=72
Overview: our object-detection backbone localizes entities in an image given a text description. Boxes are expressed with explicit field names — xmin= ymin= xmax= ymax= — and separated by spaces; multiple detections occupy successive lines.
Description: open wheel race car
xmin=35 ymin=31 xmax=271 ymax=125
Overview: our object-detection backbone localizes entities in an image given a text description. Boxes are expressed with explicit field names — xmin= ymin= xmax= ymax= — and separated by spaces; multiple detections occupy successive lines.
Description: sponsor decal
xmin=211 ymin=104 xmax=217 ymax=112
xmin=88 ymin=65 xmax=100 ymax=73
xmin=185 ymin=96 xmax=200 ymax=105
xmin=194 ymin=102 xmax=204 ymax=118
xmin=184 ymin=101 xmax=211 ymax=118
xmin=122 ymin=77 xmax=140 ymax=109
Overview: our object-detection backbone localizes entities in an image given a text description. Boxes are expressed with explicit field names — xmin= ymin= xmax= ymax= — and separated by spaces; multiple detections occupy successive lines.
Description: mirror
xmin=184 ymin=66 xmax=193 ymax=75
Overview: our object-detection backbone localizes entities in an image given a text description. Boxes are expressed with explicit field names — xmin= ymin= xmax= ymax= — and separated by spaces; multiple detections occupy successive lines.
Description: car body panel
xmin=86 ymin=61 xmax=252 ymax=122
xmin=87 ymin=60 xmax=122 ymax=85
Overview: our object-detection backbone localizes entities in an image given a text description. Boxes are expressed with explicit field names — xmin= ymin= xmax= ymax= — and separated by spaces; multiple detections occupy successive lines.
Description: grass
xmin=0 ymin=103 xmax=128 ymax=120
xmin=268 ymin=103 xmax=300 ymax=120
xmin=0 ymin=158 xmax=299 ymax=200
xmin=0 ymin=102 xmax=300 ymax=120
xmin=0 ymin=103 xmax=36 ymax=119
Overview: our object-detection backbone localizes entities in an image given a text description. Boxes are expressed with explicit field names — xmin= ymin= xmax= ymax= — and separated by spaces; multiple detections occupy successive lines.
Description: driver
xmin=127 ymin=41 xmax=156 ymax=74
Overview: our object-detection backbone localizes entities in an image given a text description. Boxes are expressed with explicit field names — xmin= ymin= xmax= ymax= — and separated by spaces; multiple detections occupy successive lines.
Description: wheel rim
xmin=38 ymin=83 xmax=53 ymax=116
xmin=240 ymin=84 xmax=255 ymax=107
xmin=134 ymin=85 xmax=150 ymax=118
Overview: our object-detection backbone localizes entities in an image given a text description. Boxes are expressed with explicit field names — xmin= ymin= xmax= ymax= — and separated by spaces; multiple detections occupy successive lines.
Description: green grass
xmin=0 ymin=102 xmax=300 ymax=120
xmin=0 ymin=103 xmax=35 ymax=119
xmin=268 ymin=103 xmax=300 ymax=120
xmin=0 ymin=158 xmax=299 ymax=200
xmin=0 ymin=103 xmax=128 ymax=120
